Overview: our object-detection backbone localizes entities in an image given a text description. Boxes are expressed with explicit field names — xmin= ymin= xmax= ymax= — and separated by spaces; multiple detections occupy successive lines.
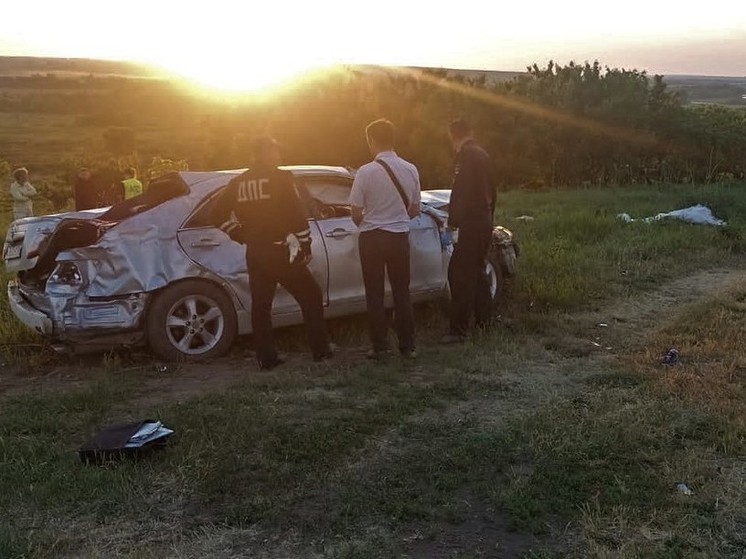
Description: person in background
xmin=440 ymin=118 xmax=497 ymax=344
xmin=214 ymin=136 xmax=333 ymax=370
xmin=349 ymin=118 xmax=421 ymax=360
xmin=10 ymin=167 xmax=37 ymax=220
xmin=122 ymin=167 xmax=144 ymax=200
xmin=96 ymin=164 xmax=124 ymax=206
xmin=73 ymin=167 xmax=98 ymax=210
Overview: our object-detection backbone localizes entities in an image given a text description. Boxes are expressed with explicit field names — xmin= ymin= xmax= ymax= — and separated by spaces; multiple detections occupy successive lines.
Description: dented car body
xmin=3 ymin=166 xmax=518 ymax=360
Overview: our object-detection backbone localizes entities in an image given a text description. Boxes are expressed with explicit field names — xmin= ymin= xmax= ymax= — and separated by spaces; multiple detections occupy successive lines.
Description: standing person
xmin=215 ymin=137 xmax=332 ymax=370
xmin=10 ymin=167 xmax=37 ymax=220
xmin=10 ymin=167 xmax=36 ymax=219
xmin=440 ymin=119 xmax=497 ymax=344
xmin=74 ymin=167 xmax=99 ymax=211
xmin=122 ymin=167 xmax=144 ymax=200
xmin=349 ymin=118 xmax=421 ymax=360
xmin=96 ymin=164 xmax=124 ymax=206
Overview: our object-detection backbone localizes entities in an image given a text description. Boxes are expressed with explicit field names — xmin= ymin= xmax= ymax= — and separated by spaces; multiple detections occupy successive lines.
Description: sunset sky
xmin=2 ymin=0 xmax=744 ymax=91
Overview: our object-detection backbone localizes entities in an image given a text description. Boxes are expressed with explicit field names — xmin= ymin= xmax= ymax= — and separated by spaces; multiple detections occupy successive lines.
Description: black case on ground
xmin=78 ymin=419 xmax=171 ymax=465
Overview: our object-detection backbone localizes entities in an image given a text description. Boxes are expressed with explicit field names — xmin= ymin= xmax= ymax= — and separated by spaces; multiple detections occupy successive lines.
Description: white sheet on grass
xmin=617 ymin=204 xmax=726 ymax=226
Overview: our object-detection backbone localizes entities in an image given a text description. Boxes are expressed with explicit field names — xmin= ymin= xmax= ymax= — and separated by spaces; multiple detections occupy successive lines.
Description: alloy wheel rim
xmin=165 ymin=294 xmax=225 ymax=355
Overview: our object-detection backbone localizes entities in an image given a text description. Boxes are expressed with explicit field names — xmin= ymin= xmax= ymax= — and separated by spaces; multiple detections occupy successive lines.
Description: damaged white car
xmin=3 ymin=167 xmax=518 ymax=361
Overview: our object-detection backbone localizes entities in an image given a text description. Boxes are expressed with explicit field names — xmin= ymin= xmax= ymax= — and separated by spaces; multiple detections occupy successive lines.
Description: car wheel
xmin=442 ymin=241 xmax=506 ymax=308
xmin=147 ymin=280 xmax=237 ymax=362
xmin=485 ymin=242 xmax=506 ymax=308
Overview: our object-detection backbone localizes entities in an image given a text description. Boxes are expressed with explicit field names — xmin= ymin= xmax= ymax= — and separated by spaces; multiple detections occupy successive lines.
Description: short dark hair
xmin=124 ymin=167 xmax=136 ymax=177
xmin=252 ymin=136 xmax=279 ymax=160
xmin=448 ymin=119 xmax=472 ymax=141
xmin=365 ymin=119 xmax=395 ymax=148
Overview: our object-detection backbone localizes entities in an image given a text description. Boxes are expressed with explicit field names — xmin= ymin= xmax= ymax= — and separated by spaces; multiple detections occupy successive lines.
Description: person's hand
xmin=220 ymin=217 xmax=244 ymax=244
xmin=286 ymin=233 xmax=312 ymax=265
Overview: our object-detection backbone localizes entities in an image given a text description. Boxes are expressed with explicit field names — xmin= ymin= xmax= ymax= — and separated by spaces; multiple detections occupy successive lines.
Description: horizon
xmin=1 ymin=54 xmax=744 ymax=82
xmin=2 ymin=0 xmax=744 ymax=92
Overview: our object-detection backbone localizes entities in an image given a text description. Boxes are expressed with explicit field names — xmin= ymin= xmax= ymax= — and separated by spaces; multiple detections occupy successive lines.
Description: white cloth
xmin=10 ymin=181 xmax=37 ymax=219
xmin=349 ymin=150 xmax=421 ymax=233
xmin=617 ymin=204 xmax=726 ymax=226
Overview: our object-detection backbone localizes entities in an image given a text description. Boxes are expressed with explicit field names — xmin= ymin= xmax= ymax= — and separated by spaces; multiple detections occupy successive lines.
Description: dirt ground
xmin=4 ymin=267 xmax=741 ymax=401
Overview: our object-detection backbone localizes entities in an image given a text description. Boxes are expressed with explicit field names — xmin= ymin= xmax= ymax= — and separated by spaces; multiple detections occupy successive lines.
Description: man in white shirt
xmin=349 ymin=119 xmax=421 ymax=359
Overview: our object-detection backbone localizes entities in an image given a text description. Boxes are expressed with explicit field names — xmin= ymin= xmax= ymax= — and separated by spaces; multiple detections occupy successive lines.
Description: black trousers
xmin=358 ymin=229 xmax=415 ymax=353
xmin=246 ymin=243 xmax=329 ymax=365
xmin=448 ymin=225 xmax=493 ymax=336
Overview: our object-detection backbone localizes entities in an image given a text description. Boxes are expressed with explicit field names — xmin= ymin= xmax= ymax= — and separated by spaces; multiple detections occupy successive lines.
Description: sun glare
xmin=160 ymin=57 xmax=320 ymax=96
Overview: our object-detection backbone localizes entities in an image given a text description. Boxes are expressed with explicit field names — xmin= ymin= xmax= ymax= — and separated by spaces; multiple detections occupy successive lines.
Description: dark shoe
xmin=439 ymin=333 xmax=466 ymax=345
xmin=258 ymin=357 xmax=285 ymax=370
xmin=313 ymin=343 xmax=336 ymax=362
xmin=475 ymin=316 xmax=498 ymax=330
xmin=366 ymin=349 xmax=391 ymax=361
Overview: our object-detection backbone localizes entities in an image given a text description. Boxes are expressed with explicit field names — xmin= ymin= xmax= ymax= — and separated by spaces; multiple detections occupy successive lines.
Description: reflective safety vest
xmin=123 ymin=178 xmax=143 ymax=200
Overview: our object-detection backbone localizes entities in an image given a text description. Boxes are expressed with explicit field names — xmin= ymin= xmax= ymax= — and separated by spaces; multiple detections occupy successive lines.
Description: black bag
xmin=78 ymin=419 xmax=173 ymax=465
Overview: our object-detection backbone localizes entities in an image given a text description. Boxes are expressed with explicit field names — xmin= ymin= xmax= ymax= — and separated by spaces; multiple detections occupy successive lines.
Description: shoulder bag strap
xmin=375 ymin=159 xmax=409 ymax=210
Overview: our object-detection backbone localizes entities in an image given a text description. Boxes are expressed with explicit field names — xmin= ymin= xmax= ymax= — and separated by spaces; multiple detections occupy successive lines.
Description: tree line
xmin=1 ymin=61 xmax=745 ymax=192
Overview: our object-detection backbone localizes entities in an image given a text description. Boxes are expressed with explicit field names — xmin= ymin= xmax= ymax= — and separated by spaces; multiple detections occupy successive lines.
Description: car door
xmin=176 ymin=186 xmax=330 ymax=315
xmin=299 ymin=176 xmax=445 ymax=310
xmin=408 ymin=212 xmax=445 ymax=294
xmin=300 ymin=177 xmax=366 ymax=308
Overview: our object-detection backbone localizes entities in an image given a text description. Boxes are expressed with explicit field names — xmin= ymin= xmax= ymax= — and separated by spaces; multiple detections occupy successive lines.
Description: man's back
xmin=449 ymin=140 xmax=496 ymax=229
xmin=223 ymin=167 xmax=308 ymax=245
xmin=349 ymin=151 xmax=421 ymax=233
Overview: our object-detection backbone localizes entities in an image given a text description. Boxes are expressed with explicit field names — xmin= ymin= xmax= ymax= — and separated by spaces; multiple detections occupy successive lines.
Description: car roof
xmin=180 ymin=165 xmax=353 ymax=185
xmin=284 ymin=165 xmax=355 ymax=179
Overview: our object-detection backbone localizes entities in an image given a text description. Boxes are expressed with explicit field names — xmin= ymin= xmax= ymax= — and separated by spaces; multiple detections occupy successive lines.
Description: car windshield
xmin=306 ymin=182 xmax=351 ymax=206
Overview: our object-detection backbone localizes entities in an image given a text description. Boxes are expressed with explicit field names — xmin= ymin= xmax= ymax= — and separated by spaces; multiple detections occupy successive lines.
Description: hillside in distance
xmin=1 ymin=56 xmax=743 ymax=107
xmin=663 ymin=74 xmax=746 ymax=107
xmin=0 ymin=56 xmax=159 ymax=78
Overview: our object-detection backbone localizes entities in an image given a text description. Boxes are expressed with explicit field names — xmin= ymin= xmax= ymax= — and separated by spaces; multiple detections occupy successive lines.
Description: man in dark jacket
xmin=74 ymin=166 xmax=124 ymax=210
xmin=214 ymin=137 xmax=332 ymax=369
xmin=441 ymin=119 xmax=497 ymax=344
xmin=73 ymin=168 xmax=98 ymax=210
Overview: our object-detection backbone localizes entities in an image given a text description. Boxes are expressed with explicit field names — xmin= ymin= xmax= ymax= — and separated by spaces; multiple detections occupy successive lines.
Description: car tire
xmin=442 ymin=239 xmax=506 ymax=309
xmin=485 ymin=241 xmax=506 ymax=309
xmin=147 ymin=280 xmax=237 ymax=362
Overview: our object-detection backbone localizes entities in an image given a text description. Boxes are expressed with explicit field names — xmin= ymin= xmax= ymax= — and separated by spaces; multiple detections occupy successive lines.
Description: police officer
xmin=440 ymin=119 xmax=497 ymax=344
xmin=216 ymin=137 xmax=332 ymax=369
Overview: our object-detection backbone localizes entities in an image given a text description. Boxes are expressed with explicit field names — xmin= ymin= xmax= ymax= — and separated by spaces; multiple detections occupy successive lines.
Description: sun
xmin=154 ymin=52 xmax=325 ymax=97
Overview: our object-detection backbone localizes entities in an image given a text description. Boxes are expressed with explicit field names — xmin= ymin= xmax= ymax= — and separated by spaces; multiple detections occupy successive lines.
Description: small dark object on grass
xmin=662 ymin=348 xmax=680 ymax=366
xmin=78 ymin=419 xmax=173 ymax=465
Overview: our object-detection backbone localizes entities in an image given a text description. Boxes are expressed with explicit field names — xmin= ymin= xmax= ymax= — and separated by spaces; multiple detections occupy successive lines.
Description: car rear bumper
xmin=8 ymin=280 xmax=54 ymax=335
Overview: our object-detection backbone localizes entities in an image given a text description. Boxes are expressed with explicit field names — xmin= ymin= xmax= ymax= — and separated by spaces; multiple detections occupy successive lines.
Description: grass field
xmin=2 ymin=182 xmax=746 ymax=558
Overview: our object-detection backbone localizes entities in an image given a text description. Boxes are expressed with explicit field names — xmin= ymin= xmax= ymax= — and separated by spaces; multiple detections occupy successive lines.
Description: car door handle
xmin=191 ymin=238 xmax=221 ymax=247
xmin=325 ymin=228 xmax=353 ymax=239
